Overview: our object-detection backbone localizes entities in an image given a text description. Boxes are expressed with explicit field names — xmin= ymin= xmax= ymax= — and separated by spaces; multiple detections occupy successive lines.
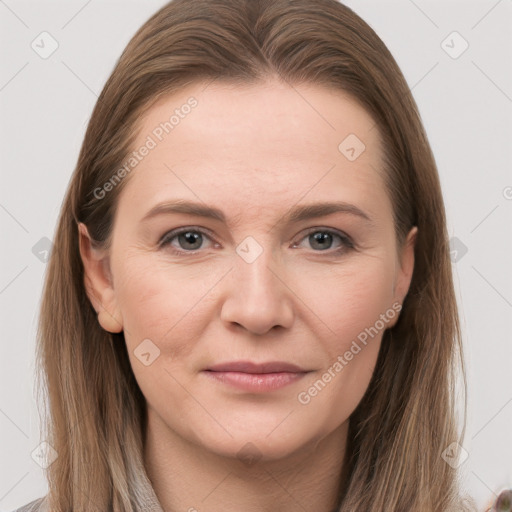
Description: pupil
xmin=181 ymin=232 xmax=201 ymax=249
xmin=311 ymin=232 xmax=332 ymax=250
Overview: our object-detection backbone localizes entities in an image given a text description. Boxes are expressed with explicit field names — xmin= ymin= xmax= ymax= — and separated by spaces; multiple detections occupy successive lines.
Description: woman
xmin=12 ymin=0 xmax=503 ymax=510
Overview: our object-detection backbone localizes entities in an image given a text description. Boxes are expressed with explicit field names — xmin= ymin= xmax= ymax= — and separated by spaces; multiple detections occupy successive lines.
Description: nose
xmin=219 ymin=244 xmax=295 ymax=336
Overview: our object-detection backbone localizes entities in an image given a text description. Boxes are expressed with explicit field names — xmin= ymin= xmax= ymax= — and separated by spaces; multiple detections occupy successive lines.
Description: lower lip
xmin=202 ymin=371 xmax=308 ymax=392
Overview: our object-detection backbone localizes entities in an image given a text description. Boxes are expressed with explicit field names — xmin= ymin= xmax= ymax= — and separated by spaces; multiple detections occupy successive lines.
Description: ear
xmin=388 ymin=226 xmax=417 ymax=326
xmin=78 ymin=222 xmax=123 ymax=333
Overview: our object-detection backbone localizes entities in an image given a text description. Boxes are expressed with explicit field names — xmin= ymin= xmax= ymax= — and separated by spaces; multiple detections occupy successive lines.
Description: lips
xmin=202 ymin=360 xmax=311 ymax=392
xmin=205 ymin=360 xmax=307 ymax=373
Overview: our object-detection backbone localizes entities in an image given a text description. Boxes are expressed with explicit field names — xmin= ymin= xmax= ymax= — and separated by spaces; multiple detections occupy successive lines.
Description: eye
xmin=292 ymin=228 xmax=354 ymax=254
xmin=159 ymin=227 xmax=354 ymax=256
xmin=159 ymin=227 xmax=216 ymax=254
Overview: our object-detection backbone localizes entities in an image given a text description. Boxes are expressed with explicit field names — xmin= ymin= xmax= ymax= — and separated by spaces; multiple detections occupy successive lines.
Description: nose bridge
xmin=220 ymin=234 xmax=294 ymax=334
xmin=236 ymin=236 xmax=279 ymax=293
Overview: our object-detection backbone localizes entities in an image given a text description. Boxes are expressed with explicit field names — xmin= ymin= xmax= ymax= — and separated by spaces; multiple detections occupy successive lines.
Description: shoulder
xmin=11 ymin=496 xmax=47 ymax=512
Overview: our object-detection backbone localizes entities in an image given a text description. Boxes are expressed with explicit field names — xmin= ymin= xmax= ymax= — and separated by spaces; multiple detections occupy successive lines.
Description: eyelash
xmin=158 ymin=226 xmax=355 ymax=257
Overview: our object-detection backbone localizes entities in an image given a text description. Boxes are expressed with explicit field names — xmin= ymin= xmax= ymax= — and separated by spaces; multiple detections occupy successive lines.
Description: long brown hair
xmin=35 ymin=0 xmax=475 ymax=510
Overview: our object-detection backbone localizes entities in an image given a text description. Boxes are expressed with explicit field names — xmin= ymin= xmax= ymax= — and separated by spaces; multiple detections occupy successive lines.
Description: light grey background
xmin=1 ymin=1 xmax=511 ymax=510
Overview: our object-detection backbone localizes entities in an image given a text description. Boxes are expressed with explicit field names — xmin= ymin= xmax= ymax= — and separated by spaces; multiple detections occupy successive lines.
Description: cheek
xmin=295 ymin=261 xmax=391 ymax=431
xmin=292 ymin=254 xmax=395 ymax=354
xmin=114 ymin=257 xmax=211 ymax=410
xmin=114 ymin=255 xmax=225 ymax=360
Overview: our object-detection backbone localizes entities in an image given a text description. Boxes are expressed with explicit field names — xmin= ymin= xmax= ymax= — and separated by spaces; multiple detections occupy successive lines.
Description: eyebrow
xmin=140 ymin=199 xmax=374 ymax=227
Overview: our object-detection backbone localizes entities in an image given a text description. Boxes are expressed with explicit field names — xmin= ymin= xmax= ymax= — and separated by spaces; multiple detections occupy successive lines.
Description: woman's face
xmin=80 ymin=79 xmax=416 ymax=461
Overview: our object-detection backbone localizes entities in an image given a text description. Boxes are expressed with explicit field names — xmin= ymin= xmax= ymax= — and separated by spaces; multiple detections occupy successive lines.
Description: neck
xmin=143 ymin=407 xmax=349 ymax=512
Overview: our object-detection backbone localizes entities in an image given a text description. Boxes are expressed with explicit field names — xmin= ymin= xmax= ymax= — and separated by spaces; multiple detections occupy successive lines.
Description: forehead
xmin=117 ymin=79 xmax=390 ymax=227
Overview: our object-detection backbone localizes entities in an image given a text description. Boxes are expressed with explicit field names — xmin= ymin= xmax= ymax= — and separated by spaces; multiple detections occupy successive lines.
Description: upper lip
xmin=205 ymin=361 xmax=308 ymax=373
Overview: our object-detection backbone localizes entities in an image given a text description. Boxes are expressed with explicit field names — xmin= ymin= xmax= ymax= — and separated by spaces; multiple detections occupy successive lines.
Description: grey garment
xmin=11 ymin=464 xmax=164 ymax=512
xmin=12 ymin=496 xmax=47 ymax=512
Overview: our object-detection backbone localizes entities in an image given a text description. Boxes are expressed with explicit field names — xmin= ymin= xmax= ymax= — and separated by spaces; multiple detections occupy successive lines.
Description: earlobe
xmin=78 ymin=222 xmax=123 ymax=333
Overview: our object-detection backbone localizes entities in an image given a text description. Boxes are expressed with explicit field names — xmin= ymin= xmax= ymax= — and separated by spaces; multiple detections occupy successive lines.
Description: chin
xmin=194 ymin=426 xmax=319 ymax=465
